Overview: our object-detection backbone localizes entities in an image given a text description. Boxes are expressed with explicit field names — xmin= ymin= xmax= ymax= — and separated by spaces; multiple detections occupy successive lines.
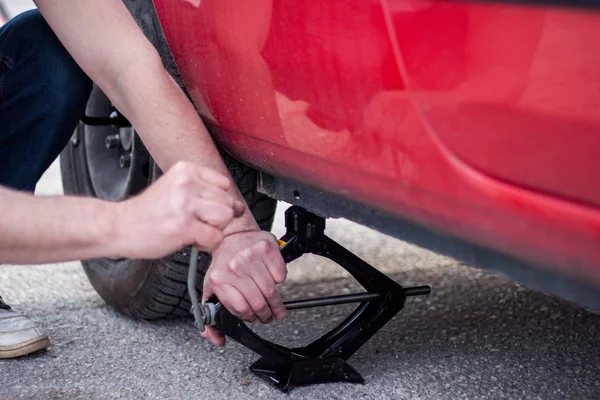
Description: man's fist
xmin=201 ymin=230 xmax=288 ymax=346
xmin=113 ymin=161 xmax=245 ymax=259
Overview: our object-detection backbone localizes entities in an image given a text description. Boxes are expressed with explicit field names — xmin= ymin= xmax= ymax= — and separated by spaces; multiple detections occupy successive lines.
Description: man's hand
xmin=114 ymin=161 xmax=245 ymax=259
xmin=0 ymin=161 xmax=244 ymax=264
xmin=201 ymin=230 xmax=288 ymax=346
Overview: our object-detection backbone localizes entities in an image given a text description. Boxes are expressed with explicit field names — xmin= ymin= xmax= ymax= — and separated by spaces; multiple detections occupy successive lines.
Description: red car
xmin=61 ymin=0 xmax=600 ymax=322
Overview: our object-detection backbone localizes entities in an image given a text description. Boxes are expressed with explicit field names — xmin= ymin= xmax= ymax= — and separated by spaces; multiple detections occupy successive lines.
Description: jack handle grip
xmin=404 ymin=285 xmax=431 ymax=297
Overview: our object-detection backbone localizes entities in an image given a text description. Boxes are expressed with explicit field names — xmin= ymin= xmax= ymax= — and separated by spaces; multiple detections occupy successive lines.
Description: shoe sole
xmin=0 ymin=334 xmax=50 ymax=359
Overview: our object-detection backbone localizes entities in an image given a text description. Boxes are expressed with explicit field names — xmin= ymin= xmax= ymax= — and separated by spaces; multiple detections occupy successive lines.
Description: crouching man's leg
xmin=0 ymin=10 xmax=92 ymax=358
xmin=0 ymin=10 xmax=92 ymax=191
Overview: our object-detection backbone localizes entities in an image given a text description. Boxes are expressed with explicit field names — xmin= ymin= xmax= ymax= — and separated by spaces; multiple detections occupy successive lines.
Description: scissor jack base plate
xmin=251 ymin=356 xmax=363 ymax=392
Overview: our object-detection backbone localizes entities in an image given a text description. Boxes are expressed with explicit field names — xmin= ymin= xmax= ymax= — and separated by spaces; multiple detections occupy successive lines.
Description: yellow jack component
xmin=277 ymin=240 xmax=287 ymax=249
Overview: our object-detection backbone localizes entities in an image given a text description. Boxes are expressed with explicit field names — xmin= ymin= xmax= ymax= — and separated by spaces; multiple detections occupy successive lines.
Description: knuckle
xmin=172 ymin=161 xmax=187 ymax=173
xmin=234 ymin=250 xmax=249 ymax=265
xmin=265 ymin=286 xmax=279 ymax=300
xmin=224 ymin=209 xmax=235 ymax=225
xmin=207 ymin=271 xmax=223 ymax=286
xmin=228 ymin=259 xmax=241 ymax=275
xmin=279 ymin=262 xmax=288 ymax=275
xmin=234 ymin=304 xmax=250 ymax=317
xmin=257 ymin=240 xmax=271 ymax=252
xmin=276 ymin=274 xmax=287 ymax=284
xmin=172 ymin=162 xmax=194 ymax=180
xmin=176 ymin=193 xmax=193 ymax=214
xmin=180 ymin=161 xmax=194 ymax=172
xmin=174 ymin=174 xmax=193 ymax=189
xmin=214 ymin=205 xmax=234 ymax=224
xmin=241 ymin=248 xmax=254 ymax=260
xmin=273 ymin=267 xmax=287 ymax=284
xmin=252 ymin=299 xmax=268 ymax=313
xmin=169 ymin=189 xmax=191 ymax=214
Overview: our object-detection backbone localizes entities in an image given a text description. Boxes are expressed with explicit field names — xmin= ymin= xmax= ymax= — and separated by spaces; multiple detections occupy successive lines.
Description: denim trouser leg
xmin=0 ymin=10 xmax=92 ymax=191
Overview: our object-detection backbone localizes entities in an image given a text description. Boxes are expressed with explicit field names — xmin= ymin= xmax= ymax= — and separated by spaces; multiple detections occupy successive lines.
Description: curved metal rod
xmin=188 ymin=248 xmax=205 ymax=332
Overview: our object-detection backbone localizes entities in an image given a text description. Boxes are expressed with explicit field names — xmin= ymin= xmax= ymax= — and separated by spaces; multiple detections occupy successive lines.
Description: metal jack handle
xmin=188 ymin=206 xmax=431 ymax=393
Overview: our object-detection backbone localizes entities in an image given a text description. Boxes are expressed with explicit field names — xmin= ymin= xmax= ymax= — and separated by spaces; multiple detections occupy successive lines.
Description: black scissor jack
xmin=189 ymin=206 xmax=431 ymax=392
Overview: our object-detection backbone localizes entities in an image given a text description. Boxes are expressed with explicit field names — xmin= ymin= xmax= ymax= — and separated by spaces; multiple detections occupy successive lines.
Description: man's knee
xmin=0 ymin=11 xmax=92 ymax=192
xmin=1 ymin=10 xmax=92 ymax=109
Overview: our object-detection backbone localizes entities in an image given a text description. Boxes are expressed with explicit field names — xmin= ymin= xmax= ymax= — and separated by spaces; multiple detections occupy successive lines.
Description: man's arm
xmin=0 ymin=186 xmax=117 ymax=264
xmin=33 ymin=1 xmax=232 ymax=189
xmin=0 ymin=162 xmax=244 ymax=264
xmin=33 ymin=0 xmax=287 ymax=345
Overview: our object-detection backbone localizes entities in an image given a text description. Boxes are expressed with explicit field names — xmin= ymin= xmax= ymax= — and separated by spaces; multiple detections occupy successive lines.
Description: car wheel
xmin=59 ymin=85 xmax=277 ymax=319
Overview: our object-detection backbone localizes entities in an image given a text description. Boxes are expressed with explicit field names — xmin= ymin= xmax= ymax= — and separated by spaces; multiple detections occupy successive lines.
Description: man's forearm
xmin=109 ymin=60 xmax=260 ymax=235
xmin=0 ymin=187 xmax=117 ymax=264
xmin=34 ymin=0 xmax=260 ymax=235
xmin=119 ymin=67 xmax=261 ymax=234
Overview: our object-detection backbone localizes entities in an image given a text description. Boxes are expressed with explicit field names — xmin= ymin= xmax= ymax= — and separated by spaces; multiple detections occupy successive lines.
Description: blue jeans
xmin=0 ymin=10 xmax=92 ymax=191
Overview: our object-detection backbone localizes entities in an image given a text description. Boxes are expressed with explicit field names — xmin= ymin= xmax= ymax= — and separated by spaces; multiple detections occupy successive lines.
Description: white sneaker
xmin=0 ymin=296 xmax=50 ymax=358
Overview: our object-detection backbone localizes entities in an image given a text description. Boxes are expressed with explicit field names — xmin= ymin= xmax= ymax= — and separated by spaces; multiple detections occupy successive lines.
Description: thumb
xmin=201 ymin=326 xmax=226 ymax=347
xmin=201 ymin=282 xmax=214 ymax=304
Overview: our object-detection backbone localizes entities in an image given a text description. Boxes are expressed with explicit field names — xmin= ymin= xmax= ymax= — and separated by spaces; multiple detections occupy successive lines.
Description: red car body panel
xmin=153 ymin=0 xmax=600 ymax=287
